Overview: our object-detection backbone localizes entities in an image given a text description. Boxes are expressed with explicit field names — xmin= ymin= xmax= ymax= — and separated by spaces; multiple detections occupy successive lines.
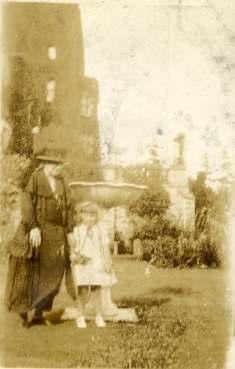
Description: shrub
xmin=142 ymin=232 xmax=222 ymax=269
xmin=129 ymin=195 xmax=226 ymax=268
xmin=195 ymin=233 xmax=221 ymax=268
xmin=143 ymin=237 xmax=178 ymax=267
xmin=129 ymin=191 xmax=169 ymax=218
xmin=122 ymin=162 xmax=170 ymax=217
xmin=133 ymin=214 xmax=182 ymax=241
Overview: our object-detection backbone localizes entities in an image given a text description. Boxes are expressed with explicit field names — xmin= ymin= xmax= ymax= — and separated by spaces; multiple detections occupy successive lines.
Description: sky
xmin=77 ymin=0 xmax=235 ymax=179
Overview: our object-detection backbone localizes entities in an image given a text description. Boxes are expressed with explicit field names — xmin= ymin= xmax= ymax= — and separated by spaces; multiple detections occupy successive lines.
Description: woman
xmin=5 ymin=149 xmax=76 ymax=327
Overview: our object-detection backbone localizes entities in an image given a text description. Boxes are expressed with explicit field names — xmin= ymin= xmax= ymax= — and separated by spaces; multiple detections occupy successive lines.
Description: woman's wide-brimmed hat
xmin=35 ymin=148 xmax=67 ymax=164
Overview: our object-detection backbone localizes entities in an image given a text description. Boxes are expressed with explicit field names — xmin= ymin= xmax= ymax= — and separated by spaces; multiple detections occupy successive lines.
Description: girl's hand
xmin=70 ymin=253 xmax=77 ymax=262
xmin=71 ymin=252 xmax=90 ymax=265
xmin=78 ymin=254 xmax=90 ymax=264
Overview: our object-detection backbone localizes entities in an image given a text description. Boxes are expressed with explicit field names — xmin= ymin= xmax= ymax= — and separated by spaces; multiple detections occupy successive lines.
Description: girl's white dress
xmin=72 ymin=223 xmax=117 ymax=287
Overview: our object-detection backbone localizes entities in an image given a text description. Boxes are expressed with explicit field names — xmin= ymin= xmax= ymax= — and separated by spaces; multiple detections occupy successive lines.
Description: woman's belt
xmin=38 ymin=218 xmax=65 ymax=227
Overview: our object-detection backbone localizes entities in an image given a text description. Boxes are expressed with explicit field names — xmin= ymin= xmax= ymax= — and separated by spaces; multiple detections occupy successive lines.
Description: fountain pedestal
xmin=84 ymin=286 xmax=119 ymax=319
xmin=101 ymin=287 xmax=119 ymax=316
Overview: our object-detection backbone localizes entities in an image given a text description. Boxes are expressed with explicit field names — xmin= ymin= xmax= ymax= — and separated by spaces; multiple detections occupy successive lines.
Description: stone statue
xmin=174 ymin=132 xmax=185 ymax=166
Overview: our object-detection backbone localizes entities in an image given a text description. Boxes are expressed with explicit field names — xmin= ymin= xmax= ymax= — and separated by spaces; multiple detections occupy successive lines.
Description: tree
xmin=189 ymin=171 xmax=230 ymax=235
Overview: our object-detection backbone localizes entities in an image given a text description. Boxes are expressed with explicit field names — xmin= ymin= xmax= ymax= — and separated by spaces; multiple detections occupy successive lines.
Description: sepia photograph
xmin=0 ymin=0 xmax=235 ymax=368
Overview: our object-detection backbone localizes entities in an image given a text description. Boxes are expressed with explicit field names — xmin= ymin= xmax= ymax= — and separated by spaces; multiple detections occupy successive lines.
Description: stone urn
xmin=69 ymin=180 xmax=147 ymax=319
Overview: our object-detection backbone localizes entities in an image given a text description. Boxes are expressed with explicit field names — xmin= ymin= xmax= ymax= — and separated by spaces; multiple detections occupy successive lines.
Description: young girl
xmin=70 ymin=201 xmax=117 ymax=328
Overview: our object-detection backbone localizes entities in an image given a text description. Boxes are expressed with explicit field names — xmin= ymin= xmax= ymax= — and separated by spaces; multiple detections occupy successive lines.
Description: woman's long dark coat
xmin=5 ymin=168 xmax=76 ymax=313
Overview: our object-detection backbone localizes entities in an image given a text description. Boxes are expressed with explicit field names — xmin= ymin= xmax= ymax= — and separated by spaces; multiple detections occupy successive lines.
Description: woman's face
xmin=44 ymin=163 xmax=63 ymax=177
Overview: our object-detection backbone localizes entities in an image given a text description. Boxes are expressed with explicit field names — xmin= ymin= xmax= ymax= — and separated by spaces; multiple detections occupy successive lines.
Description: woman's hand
xmin=30 ymin=227 xmax=41 ymax=248
xmin=31 ymin=126 xmax=41 ymax=135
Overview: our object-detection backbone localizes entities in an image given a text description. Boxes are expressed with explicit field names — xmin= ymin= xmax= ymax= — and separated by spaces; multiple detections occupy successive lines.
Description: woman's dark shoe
xmin=22 ymin=319 xmax=30 ymax=328
xmin=30 ymin=315 xmax=46 ymax=326
xmin=30 ymin=310 xmax=47 ymax=326
xmin=19 ymin=313 xmax=30 ymax=328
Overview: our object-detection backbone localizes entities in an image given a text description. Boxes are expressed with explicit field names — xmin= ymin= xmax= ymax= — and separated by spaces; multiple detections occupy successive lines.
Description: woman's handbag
xmin=8 ymin=223 xmax=38 ymax=259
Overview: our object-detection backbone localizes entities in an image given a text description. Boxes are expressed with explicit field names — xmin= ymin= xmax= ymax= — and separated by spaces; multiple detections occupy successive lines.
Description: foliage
xmin=1 ymin=154 xmax=32 ymax=191
xmin=132 ymin=214 xmax=181 ymax=241
xmin=189 ymin=172 xmax=212 ymax=214
xmin=122 ymin=161 xmax=168 ymax=189
xmin=62 ymin=160 xmax=102 ymax=182
xmin=125 ymin=170 xmax=229 ymax=268
xmin=8 ymin=57 xmax=45 ymax=157
xmin=114 ymin=231 xmax=130 ymax=254
xmin=0 ymin=154 xmax=32 ymax=261
xmin=189 ymin=171 xmax=230 ymax=234
xmin=142 ymin=232 xmax=221 ymax=269
xmin=130 ymin=210 xmax=224 ymax=268
xmin=129 ymin=191 xmax=169 ymax=217
xmin=121 ymin=161 xmax=170 ymax=217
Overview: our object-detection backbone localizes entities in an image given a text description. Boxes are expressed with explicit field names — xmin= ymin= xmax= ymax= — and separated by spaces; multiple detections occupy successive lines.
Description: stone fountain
xmin=62 ymin=180 xmax=147 ymax=322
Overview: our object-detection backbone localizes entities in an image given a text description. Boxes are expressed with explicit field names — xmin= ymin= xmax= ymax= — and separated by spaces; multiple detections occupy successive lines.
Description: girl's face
xmin=81 ymin=212 xmax=98 ymax=226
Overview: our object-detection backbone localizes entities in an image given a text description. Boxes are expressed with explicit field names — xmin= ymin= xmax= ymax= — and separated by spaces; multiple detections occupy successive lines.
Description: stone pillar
xmin=174 ymin=132 xmax=185 ymax=167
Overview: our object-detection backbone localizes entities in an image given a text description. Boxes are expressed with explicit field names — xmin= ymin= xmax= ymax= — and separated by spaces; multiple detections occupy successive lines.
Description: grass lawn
xmin=0 ymin=258 xmax=232 ymax=368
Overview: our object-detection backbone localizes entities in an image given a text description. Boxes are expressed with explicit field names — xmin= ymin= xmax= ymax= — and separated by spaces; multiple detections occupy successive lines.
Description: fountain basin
xmin=69 ymin=181 xmax=147 ymax=208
